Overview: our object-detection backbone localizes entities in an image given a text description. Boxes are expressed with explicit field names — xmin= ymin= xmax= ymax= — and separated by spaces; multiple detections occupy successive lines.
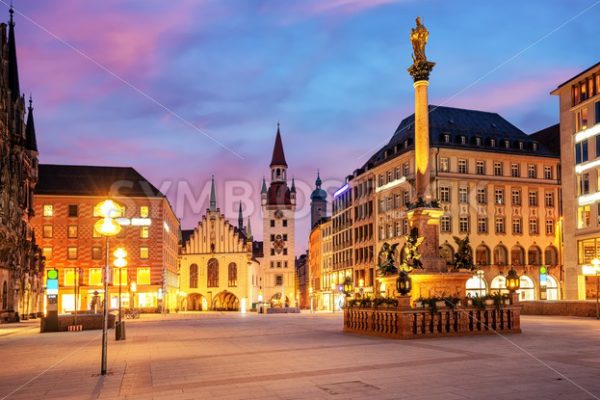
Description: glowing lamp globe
xmin=95 ymin=217 xmax=122 ymax=237
xmin=396 ymin=270 xmax=412 ymax=296
xmin=506 ymin=268 xmax=520 ymax=293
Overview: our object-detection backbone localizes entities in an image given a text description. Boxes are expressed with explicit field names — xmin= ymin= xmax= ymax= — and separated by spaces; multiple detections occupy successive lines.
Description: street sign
xmin=47 ymin=268 xmax=59 ymax=295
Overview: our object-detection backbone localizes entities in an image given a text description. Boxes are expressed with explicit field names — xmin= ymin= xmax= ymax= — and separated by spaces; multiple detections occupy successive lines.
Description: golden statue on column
xmin=408 ymin=17 xmax=435 ymax=82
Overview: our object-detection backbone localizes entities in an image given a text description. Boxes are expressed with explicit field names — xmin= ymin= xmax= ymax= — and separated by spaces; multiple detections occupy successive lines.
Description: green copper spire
xmin=209 ymin=175 xmax=217 ymax=211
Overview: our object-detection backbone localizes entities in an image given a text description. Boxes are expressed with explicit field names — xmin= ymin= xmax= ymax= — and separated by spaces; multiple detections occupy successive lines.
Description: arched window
xmin=1 ymin=281 xmax=6 ymax=310
xmin=189 ymin=264 xmax=198 ymax=289
xmin=466 ymin=273 xmax=487 ymax=297
xmin=476 ymin=245 xmax=491 ymax=266
xmin=528 ymin=246 xmax=542 ymax=265
xmin=511 ymin=245 xmax=525 ymax=266
xmin=545 ymin=246 xmax=558 ymax=266
xmin=439 ymin=244 xmax=454 ymax=265
xmin=494 ymin=245 xmax=508 ymax=265
xmin=207 ymin=258 xmax=219 ymax=287
xmin=490 ymin=275 xmax=508 ymax=295
xmin=228 ymin=262 xmax=237 ymax=287
xmin=519 ymin=275 xmax=535 ymax=301
xmin=545 ymin=275 xmax=560 ymax=300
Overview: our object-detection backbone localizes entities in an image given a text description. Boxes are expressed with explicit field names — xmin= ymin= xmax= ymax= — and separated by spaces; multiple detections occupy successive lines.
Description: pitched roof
xmin=181 ymin=229 xmax=194 ymax=246
xmin=36 ymin=164 xmax=165 ymax=198
xmin=553 ymin=61 xmax=600 ymax=91
xmin=267 ymin=181 xmax=291 ymax=205
xmin=359 ymin=105 xmax=558 ymax=173
xmin=270 ymin=126 xmax=288 ymax=167
xmin=530 ymin=123 xmax=560 ymax=156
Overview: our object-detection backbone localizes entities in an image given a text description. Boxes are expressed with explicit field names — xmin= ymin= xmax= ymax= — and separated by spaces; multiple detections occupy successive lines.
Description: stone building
xmin=332 ymin=105 xmax=562 ymax=301
xmin=0 ymin=8 xmax=44 ymax=321
xmin=32 ymin=165 xmax=180 ymax=313
xmin=552 ymin=62 xmax=600 ymax=300
xmin=179 ymin=176 xmax=260 ymax=311
xmin=259 ymin=125 xmax=297 ymax=307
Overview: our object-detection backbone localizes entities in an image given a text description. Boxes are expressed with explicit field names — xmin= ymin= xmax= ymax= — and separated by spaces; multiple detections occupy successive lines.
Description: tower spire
xmin=246 ymin=217 xmax=252 ymax=239
xmin=8 ymin=4 xmax=20 ymax=102
xmin=209 ymin=175 xmax=217 ymax=211
xmin=238 ymin=202 xmax=244 ymax=232
xmin=25 ymin=94 xmax=37 ymax=151
xmin=270 ymin=123 xmax=287 ymax=168
xmin=261 ymin=176 xmax=267 ymax=194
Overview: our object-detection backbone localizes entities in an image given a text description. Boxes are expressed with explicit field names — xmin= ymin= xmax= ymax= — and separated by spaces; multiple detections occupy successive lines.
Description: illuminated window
xmin=439 ymin=157 xmax=449 ymax=172
xmin=576 ymin=107 xmax=588 ymax=132
xmin=527 ymin=165 xmax=537 ymax=179
xmin=67 ymin=247 xmax=78 ymax=260
xmin=137 ymin=268 xmax=151 ymax=285
xmin=578 ymin=205 xmax=591 ymax=229
xmin=67 ymin=225 xmax=78 ymax=239
xmin=92 ymin=246 xmax=102 ymax=260
xmin=495 ymin=188 xmax=504 ymax=205
xmin=42 ymin=247 xmax=52 ymax=260
xmin=578 ymin=173 xmax=590 ymax=195
xmin=440 ymin=216 xmax=451 ymax=232
xmin=140 ymin=206 xmax=149 ymax=218
xmin=113 ymin=268 xmax=127 ymax=286
xmin=89 ymin=268 xmax=102 ymax=286
xmin=476 ymin=160 xmax=485 ymax=175
xmin=43 ymin=225 xmax=53 ymax=238
xmin=64 ymin=268 xmax=76 ymax=286
xmin=493 ymin=162 xmax=503 ymax=176
xmin=43 ymin=204 xmax=53 ymax=217
xmin=476 ymin=188 xmax=487 ymax=204
xmin=511 ymin=163 xmax=520 ymax=177
xmin=140 ymin=226 xmax=149 ymax=239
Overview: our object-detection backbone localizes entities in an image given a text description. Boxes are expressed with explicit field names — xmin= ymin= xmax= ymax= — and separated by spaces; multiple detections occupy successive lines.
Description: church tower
xmin=310 ymin=170 xmax=327 ymax=228
xmin=261 ymin=124 xmax=296 ymax=307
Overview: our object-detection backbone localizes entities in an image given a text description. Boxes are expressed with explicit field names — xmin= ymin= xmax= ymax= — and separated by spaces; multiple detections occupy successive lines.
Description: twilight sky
xmin=12 ymin=0 xmax=600 ymax=252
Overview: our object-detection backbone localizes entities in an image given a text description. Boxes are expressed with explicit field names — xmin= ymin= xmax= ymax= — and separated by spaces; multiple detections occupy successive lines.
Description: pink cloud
xmin=306 ymin=0 xmax=401 ymax=15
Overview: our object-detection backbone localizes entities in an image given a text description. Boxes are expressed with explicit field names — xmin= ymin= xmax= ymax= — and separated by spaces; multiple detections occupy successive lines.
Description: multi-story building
xmin=32 ymin=165 xmax=180 ymax=314
xmin=179 ymin=176 xmax=260 ymax=311
xmin=552 ymin=62 xmax=600 ymax=300
xmin=295 ymin=253 xmax=308 ymax=309
xmin=331 ymin=178 xmax=353 ymax=299
xmin=260 ymin=125 xmax=297 ymax=307
xmin=332 ymin=105 xmax=562 ymax=301
xmin=0 ymin=8 xmax=44 ymax=322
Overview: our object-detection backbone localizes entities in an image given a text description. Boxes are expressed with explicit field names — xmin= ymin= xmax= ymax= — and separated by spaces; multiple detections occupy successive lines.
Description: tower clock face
xmin=274 ymin=209 xmax=284 ymax=219
xmin=273 ymin=234 xmax=285 ymax=254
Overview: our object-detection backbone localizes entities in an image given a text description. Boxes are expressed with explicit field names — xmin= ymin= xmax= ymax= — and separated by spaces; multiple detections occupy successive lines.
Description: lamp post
xmin=130 ymin=281 xmax=137 ymax=311
xmin=113 ymin=248 xmax=127 ymax=340
xmin=94 ymin=200 xmax=122 ymax=376
xmin=396 ymin=270 xmax=412 ymax=296
xmin=593 ymin=258 xmax=600 ymax=320
xmin=506 ymin=268 xmax=520 ymax=305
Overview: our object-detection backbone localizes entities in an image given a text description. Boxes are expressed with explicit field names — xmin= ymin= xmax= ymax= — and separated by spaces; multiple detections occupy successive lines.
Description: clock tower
xmin=261 ymin=124 xmax=297 ymax=307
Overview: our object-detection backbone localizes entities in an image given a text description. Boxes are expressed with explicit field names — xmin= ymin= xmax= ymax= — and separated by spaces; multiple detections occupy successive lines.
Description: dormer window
xmin=475 ymin=137 xmax=481 ymax=146
xmin=518 ymin=141 xmax=524 ymax=150
xmin=504 ymin=140 xmax=510 ymax=149
xmin=460 ymin=136 xmax=467 ymax=145
xmin=404 ymin=140 xmax=409 ymax=149
xmin=443 ymin=134 xmax=450 ymax=143
xmin=532 ymin=142 xmax=538 ymax=151
xmin=490 ymin=138 xmax=496 ymax=147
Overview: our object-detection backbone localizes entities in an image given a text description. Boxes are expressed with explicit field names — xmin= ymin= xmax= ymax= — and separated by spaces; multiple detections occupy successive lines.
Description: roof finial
xmin=209 ymin=175 xmax=217 ymax=211
xmin=9 ymin=1 xmax=14 ymax=26
xmin=28 ymin=93 xmax=32 ymax=109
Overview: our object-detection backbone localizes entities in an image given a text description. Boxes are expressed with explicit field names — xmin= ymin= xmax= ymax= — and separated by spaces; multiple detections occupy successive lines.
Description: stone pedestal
xmin=407 ymin=207 xmax=446 ymax=272
xmin=380 ymin=271 xmax=471 ymax=304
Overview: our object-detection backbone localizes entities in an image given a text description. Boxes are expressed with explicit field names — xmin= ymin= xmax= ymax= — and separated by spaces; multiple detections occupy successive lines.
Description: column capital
xmin=408 ymin=60 xmax=436 ymax=82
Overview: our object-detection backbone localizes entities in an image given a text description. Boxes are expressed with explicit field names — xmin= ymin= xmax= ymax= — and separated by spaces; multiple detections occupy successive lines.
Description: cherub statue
xmin=401 ymin=227 xmax=424 ymax=270
xmin=378 ymin=242 xmax=400 ymax=276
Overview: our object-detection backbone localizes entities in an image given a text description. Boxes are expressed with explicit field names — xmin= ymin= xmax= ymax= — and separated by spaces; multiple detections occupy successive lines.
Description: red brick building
xmin=32 ymin=165 xmax=180 ymax=313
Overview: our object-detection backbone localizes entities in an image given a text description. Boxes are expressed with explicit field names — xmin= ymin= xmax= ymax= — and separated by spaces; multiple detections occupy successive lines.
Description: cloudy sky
xmin=12 ymin=0 xmax=600 ymax=252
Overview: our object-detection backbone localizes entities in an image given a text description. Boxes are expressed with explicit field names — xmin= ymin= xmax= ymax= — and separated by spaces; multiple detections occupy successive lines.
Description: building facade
xmin=552 ymin=62 xmax=600 ymax=300
xmin=179 ymin=177 xmax=259 ymax=311
xmin=260 ymin=126 xmax=297 ymax=307
xmin=332 ymin=106 xmax=563 ymax=301
xmin=0 ymin=8 xmax=44 ymax=321
xmin=32 ymin=165 xmax=180 ymax=314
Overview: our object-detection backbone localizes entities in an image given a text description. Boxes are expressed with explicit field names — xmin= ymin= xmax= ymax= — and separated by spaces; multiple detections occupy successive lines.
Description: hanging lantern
xmin=396 ymin=270 xmax=412 ymax=296
xmin=506 ymin=268 xmax=520 ymax=293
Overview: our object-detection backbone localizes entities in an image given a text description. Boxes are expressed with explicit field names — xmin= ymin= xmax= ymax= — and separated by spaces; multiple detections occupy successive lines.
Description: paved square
xmin=1 ymin=313 xmax=600 ymax=399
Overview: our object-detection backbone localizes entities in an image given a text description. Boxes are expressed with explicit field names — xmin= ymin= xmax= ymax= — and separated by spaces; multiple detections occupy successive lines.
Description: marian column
xmin=406 ymin=17 xmax=445 ymax=272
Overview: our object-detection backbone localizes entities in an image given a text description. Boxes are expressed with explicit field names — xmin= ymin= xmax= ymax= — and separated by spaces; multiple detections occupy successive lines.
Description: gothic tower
xmin=310 ymin=170 xmax=327 ymax=228
xmin=261 ymin=124 xmax=296 ymax=307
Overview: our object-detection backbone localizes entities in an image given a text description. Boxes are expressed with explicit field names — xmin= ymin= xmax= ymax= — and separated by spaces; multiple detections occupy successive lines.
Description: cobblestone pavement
xmin=1 ymin=313 xmax=600 ymax=399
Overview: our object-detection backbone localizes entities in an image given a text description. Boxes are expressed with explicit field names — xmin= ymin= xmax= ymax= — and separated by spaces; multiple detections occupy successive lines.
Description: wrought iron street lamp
xmin=506 ymin=268 xmax=520 ymax=293
xmin=396 ymin=270 xmax=412 ymax=296
xmin=94 ymin=199 xmax=122 ymax=376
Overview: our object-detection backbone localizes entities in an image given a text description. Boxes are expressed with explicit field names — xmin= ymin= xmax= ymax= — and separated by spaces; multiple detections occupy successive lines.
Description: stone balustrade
xmin=343 ymin=295 xmax=521 ymax=339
